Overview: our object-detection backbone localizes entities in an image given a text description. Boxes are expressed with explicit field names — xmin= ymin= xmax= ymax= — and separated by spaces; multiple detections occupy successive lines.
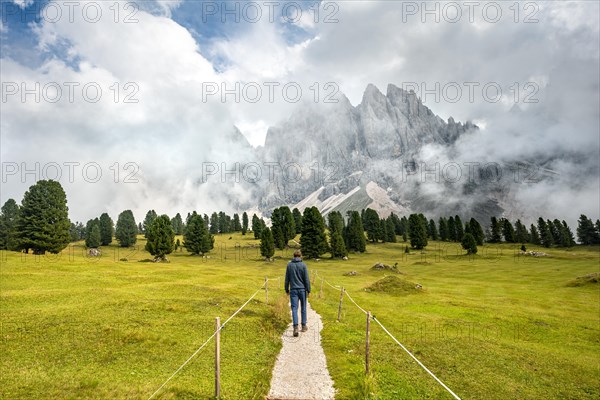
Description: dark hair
xmin=293 ymin=250 xmax=302 ymax=258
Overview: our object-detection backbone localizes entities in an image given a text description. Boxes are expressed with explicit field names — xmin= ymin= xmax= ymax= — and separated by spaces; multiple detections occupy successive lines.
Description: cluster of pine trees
xmin=2 ymin=180 xmax=600 ymax=259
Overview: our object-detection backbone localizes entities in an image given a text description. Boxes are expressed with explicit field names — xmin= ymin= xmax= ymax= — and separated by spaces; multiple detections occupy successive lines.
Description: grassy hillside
xmin=1 ymin=234 xmax=598 ymax=399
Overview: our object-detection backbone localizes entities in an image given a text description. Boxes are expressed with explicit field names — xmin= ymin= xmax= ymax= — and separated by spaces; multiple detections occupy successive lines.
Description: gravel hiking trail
xmin=267 ymin=300 xmax=335 ymax=400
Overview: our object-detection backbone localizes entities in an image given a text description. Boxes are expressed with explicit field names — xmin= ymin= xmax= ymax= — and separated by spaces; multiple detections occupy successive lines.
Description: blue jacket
xmin=285 ymin=257 xmax=311 ymax=293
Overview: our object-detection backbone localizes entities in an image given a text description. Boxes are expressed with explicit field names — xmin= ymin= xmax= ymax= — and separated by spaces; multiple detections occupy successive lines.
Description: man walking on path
xmin=285 ymin=250 xmax=311 ymax=337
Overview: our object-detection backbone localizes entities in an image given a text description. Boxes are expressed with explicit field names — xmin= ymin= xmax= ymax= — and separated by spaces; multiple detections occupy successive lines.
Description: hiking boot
xmin=301 ymin=324 xmax=308 ymax=332
xmin=293 ymin=325 xmax=299 ymax=337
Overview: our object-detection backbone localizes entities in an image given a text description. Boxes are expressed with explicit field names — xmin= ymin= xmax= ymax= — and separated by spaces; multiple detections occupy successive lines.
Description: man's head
xmin=293 ymin=250 xmax=302 ymax=259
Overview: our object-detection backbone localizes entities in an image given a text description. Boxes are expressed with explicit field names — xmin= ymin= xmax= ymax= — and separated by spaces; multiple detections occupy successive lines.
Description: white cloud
xmin=1 ymin=0 xmax=598 ymax=224
xmin=13 ymin=0 xmax=33 ymax=9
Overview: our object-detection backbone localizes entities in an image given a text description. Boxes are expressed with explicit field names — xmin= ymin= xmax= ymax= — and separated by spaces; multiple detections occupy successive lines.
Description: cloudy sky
xmin=1 ymin=0 xmax=598 ymax=224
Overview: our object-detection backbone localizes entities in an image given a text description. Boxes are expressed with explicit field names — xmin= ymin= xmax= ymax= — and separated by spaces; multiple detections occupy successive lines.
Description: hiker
xmin=285 ymin=250 xmax=311 ymax=337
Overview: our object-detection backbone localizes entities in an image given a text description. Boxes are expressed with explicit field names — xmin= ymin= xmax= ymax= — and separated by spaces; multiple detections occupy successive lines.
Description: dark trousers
xmin=289 ymin=289 xmax=307 ymax=326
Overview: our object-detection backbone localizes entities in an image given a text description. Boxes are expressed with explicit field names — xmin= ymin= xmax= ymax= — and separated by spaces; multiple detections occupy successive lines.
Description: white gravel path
xmin=267 ymin=301 xmax=336 ymax=400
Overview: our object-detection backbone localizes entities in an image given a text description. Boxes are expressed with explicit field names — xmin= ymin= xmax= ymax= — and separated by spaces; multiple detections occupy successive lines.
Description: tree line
xmin=1 ymin=180 xmax=599 ymax=259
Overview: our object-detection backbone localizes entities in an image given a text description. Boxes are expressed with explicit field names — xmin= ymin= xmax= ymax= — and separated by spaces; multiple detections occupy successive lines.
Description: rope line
xmin=344 ymin=290 xmax=368 ymax=315
xmin=372 ymin=317 xmax=462 ymax=400
xmin=314 ymin=270 xmax=461 ymax=400
xmin=147 ymin=283 xmax=265 ymax=400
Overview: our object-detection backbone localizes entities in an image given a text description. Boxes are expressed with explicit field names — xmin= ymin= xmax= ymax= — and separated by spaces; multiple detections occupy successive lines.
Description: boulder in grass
xmin=370 ymin=262 xmax=402 ymax=274
xmin=343 ymin=271 xmax=358 ymax=276
xmin=88 ymin=248 xmax=101 ymax=257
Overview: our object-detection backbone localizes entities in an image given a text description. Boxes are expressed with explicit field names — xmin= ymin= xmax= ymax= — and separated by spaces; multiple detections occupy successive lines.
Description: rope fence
xmin=314 ymin=270 xmax=462 ymax=400
xmin=147 ymin=279 xmax=273 ymax=400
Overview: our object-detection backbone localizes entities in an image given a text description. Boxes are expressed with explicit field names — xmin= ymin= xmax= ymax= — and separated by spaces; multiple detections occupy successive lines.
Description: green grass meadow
xmin=1 ymin=234 xmax=599 ymax=399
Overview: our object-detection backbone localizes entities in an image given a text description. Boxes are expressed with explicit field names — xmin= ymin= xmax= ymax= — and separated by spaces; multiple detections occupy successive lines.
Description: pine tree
xmin=116 ymin=210 xmax=137 ymax=247
xmin=329 ymin=231 xmax=348 ymax=258
xmin=99 ymin=213 xmax=114 ymax=246
xmin=529 ymin=224 xmax=541 ymax=245
xmin=271 ymin=206 xmax=295 ymax=249
xmin=232 ymin=214 xmax=241 ymax=231
xmin=469 ymin=218 xmax=485 ymax=245
xmin=489 ymin=217 xmax=502 ymax=243
xmin=183 ymin=213 xmax=213 ymax=255
xmin=218 ymin=211 xmax=231 ymax=234
xmin=138 ymin=222 xmax=144 ymax=234
xmin=251 ymin=214 xmax=262 ymax=239
xmin=502 ymin=218 xmax=516 ymax=243
xmin=438 ymin=217 xmax=448 ymax=241
xmin=514 ymin=219 xmax=529 ymax=243
xmin=408 ymin=214 xmax=428 ymax=250
xmin=548 ymin=219 xmax=562 ymax=245
xmin=0 ymin=199 xmax=20 ymax=250
xmin=145 ymin=215 xmax=174 ymax=260
xmin=143 ymin=210 xmax=157 ymax=238
xmin=454 ymin=215 xmax=464 ymax=241
xmin=577 ymin=214 xmax=599 ymax=245
xmin=171 ymin=213 xmax=184 ymax=235
xmin=69 ymin=221 xmax=85 ymax=243
xmin=85 ymin=219 xmax=101 ymax=248
xmin=447 ymin=216 xmax=457 ymax=241
xmin=560 ymin=220 xmax=576 ymax=247
xmin=260 ymin=227 xmax=275 ymax=259
xmin=363 ymin=208 xmax=381 ymax=243
xmin=242 ymin=212 xmax=248 ymax=235
xmin=344 ymin=211 xmax=366 ymax=253
xmin=328 ymin=211 xmax=344 ymax=235
xmin=292 ymin=208 xmax=303 ymax=235
xmin=15 ymin=180 xmax=70 ymax=254
xmin=300 ymin=207 xmax=328 ymax=258
xmin=428 ymin=219 xmax=438 ymax=240
xmin=461 ymin=233 xmax=478 ymax=254
xmin=210 ymin=212 xmax=219 ymax=234
xmin=386 ymin=217 xmax=397 ymax=242
xmin=538 ymin=218 xmax=553 ymax=248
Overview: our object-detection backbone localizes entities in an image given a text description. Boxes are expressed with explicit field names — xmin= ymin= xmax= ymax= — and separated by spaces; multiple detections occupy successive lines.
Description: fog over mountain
xmin=208 ymin=82 xmax=596 ymax=227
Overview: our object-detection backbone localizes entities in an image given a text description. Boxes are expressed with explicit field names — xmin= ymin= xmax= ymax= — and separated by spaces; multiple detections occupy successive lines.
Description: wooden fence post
xmin=265 ymin=277 xmax=268 ymax=304
xmin=319 ymin=277 xmax=324 ymax=299
xmin=215 ymin=317 xmax=221 ymax=398
xmin=365 ymin=311 xmax=371 ymax=375
xmin=337 ymin=287 xmax=345 ymax=322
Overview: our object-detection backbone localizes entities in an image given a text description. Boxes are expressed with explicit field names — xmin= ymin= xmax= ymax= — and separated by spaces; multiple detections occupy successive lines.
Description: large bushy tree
xmin=99 ymin=213 xmax=114 ymax=246
xmin=0 ymin=199 xmax=20 ymax=250
xmin=85 ymin=218 xmax=101 ymax=248
xmin=292 ymin=208 xmax=303 ymax=235
xmin=408 ymin=213 xmax=428 ymax=249
xmin=489 ymin=217 xmax=502 ymax=243
xmin=363 ymin=208 xmax=381 ymax=243
xmin=16 ymin=180 xmax=70 ymax=254
xmin=145 ymin=214 xmax=174 ymax=260
xmin=183 ymin=212 xmax=213 ymax=255
xmin=143 ymin=210 xmax=157 ymax=237
xmin=271 ymin=206 xmax=295 ymax=249
xmin=461 ymin=232 xmax=478 ymax=254
xmin=260 ymin=227 xmax=275 ymax=259
xmin=344 ymin=211 xmax=366 ymax=252
xmin=469 ymin=218 xmax=485 ymax=245
xmin=171 ymin=213 xmax=184 ymax=235
xmin=538 ymin=217 xmax=553 ymax=248
xmin=300 ymin=207 xmax=328 ymax=259
xmin=115 ymin=210 xmax=138 ymax=247
xmin=577 ymin=214 xmax=599 ymax=245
